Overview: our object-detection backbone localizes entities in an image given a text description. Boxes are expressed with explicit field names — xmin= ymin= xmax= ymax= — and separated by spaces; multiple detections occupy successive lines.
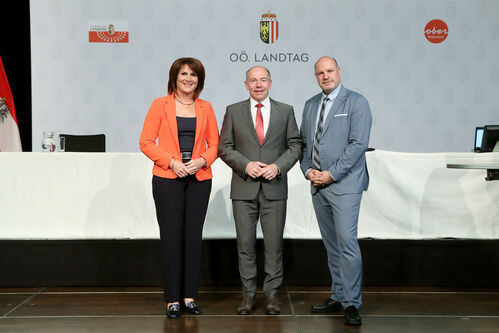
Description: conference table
xmin=1 ymin=150 xmax=498 ymax=240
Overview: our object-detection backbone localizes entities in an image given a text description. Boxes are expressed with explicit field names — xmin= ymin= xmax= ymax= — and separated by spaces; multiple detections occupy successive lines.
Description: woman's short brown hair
xmin=167 ymin=57 xmax=205 ymax=99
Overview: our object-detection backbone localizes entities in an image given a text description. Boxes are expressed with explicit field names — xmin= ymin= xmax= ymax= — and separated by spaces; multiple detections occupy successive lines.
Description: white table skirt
xmin=1 ymin=150 xmax=498 ymax=239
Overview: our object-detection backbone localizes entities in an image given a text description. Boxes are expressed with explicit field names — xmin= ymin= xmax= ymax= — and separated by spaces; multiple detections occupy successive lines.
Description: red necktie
xmin=255 ymin=103 xmax=264 ymax=145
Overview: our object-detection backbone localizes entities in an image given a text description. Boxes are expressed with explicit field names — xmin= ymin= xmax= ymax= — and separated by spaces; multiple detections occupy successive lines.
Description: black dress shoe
xmin=344 ymin=305 xmax=362 ymax=326
xmin=311 ymin=298 xmax=342 ymax=313
xmin=167 ymin=303 xmax=181 ymax=319
xmin=184 ymin=301 xmax=202 ymax=315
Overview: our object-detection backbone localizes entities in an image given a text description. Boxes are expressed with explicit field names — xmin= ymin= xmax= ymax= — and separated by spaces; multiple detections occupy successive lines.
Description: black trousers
xmin=152 ymin=175 xmax=212 ymax=303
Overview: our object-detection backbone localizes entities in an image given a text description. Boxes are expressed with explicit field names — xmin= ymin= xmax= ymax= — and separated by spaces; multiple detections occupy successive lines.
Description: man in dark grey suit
xmin=218 ymin=66 xmax=302 ymax=315
xmin=300 ymin=56 xmax=372 ymax=326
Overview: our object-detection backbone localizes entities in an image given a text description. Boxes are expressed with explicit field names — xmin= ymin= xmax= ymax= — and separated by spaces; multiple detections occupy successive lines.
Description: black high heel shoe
xmin=184 ymin=301 xmax=202 ymax=315
xmin=167 ymin=303 xmax=181 ymax=318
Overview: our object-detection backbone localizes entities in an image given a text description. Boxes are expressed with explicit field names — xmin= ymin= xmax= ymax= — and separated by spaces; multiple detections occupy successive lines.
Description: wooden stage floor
xmin=1 ymin=286 xmax=498 ymax=332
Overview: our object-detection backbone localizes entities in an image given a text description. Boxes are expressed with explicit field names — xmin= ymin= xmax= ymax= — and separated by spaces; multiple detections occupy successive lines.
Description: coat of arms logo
xmin=260 ymin=11 xmax=279 ymax=44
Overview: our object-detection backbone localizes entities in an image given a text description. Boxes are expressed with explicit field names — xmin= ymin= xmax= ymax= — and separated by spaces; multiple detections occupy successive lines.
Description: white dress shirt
xmin=250 ymin=97 xmax=271 ymax=138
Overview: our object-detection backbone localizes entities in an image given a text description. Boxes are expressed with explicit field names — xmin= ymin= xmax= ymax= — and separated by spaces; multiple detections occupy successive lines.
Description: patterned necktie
xmin=255 ymin=103 xmax=264 ymax=145
xmin=313 ymin=97 xmax=329 ymax=170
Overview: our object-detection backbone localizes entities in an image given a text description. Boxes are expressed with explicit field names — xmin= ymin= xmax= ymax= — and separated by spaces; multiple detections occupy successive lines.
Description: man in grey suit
xmin=218 ymin=66 xmax=302 ymax=315
xmin=300 ymin=56 xmax=372 ymax=326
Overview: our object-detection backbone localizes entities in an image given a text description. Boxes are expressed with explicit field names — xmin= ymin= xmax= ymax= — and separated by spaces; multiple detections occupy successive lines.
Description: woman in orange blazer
xmin=140 ymin=57 xmax=219 ymax=318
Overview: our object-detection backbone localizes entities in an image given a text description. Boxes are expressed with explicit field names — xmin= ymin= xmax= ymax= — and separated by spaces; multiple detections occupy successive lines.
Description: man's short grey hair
xmin=246 ymin=66 xmax=271 ymax=80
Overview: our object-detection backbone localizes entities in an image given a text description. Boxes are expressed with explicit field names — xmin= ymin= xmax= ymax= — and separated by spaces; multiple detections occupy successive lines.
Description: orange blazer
xmin=139 ymin=93 xmax=219 ymax=181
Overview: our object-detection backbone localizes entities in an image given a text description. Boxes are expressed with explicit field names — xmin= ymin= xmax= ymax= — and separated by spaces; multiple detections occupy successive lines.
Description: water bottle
xmin=41 ymin=131 xmax=56 ymax=152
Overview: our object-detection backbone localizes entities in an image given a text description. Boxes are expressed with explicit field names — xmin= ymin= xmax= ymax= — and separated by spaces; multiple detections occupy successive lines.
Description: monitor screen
xmin=480 ymin=125 xmax=499 ymax=152
xmin=475 ymin=127 xmax=484 ymax=151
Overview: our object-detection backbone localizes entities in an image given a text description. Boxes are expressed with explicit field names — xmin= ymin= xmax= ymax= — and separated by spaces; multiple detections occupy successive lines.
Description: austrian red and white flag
xmin=0 ymin=56 xmax=22 ymax=152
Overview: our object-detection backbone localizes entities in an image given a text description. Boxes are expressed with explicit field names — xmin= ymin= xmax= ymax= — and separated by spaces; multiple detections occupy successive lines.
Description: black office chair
xmin=60 ymin=134 xmax=106 ymax=152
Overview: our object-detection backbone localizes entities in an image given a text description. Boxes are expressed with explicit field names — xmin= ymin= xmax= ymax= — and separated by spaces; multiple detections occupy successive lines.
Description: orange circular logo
xmin=424 ymin=19 xmax=449 ymax=43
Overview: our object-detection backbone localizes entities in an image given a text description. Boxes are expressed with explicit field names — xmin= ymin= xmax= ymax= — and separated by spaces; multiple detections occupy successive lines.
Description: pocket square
xmin=334 ymin=113 xmax=348 ymax=117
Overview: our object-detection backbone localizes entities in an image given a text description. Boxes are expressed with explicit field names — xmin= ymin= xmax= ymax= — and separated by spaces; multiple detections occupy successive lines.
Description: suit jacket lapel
xmin=322 ymin=86 xmax=347 ymax=135
xmin=164 ymin=94 xmax=180 ymax=152
xmin=194 ymin=99 xmax=204 ymax=146
xmin=309 ymin=94 xmax=322 ymax=141
xmin=263 ymin=98 xmax=279 ymax=145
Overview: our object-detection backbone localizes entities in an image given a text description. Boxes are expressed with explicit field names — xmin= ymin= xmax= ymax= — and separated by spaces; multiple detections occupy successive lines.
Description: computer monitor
xmin=480 ymin=125 xmax=499 ymax=152
xmin=474 ymin=127 xmax=484 ymax=152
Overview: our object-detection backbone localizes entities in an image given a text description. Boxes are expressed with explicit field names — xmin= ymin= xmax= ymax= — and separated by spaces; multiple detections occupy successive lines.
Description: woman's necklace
xmin=175 ymin=95 xmax=195 ymax=105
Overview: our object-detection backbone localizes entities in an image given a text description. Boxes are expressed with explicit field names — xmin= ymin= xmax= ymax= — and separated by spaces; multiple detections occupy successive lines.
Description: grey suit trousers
xmin=312 ymin=188 xmax=363 ymax=308
xmin=232 ymin=188 xmax=286 ymax=298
